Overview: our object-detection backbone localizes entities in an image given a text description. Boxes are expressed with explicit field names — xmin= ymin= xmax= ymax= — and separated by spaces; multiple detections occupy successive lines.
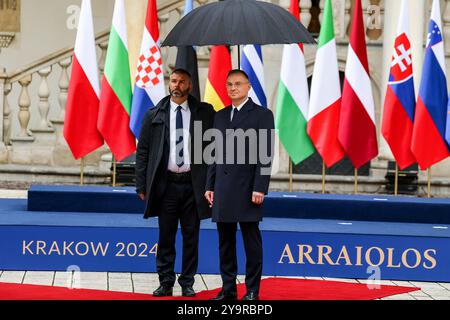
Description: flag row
xmin=64 ymin=0 xmax=165 ymax=162
xmin=204 ymin=0 xmax=450 ymax=171
xmin=65 ymin=0 xmax=450 ymax=172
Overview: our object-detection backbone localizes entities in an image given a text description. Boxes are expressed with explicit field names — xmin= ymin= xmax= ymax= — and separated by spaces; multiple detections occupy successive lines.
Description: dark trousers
xmin=157 ymin=180 xmax=200 ymax=288
xmin=217 ymin=222 xmax=263 ymax=294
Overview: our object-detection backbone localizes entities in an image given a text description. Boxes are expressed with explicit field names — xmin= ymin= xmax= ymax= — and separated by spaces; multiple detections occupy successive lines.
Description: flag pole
xmin=354 ymin=168 xmax=358 ymax=195
xmin=427 ymin=167 xmax=432 ymax=198
xmin=394 ymin=163 xmax=399 ymax=196
xmin=112 ymin=156 xmax=117 ymax=187
xmin=289 ymin=158 xmax=293 ymax=192
xmin=80 ymin=157 xmax=85 ymax=186
xmin=321 ymin=161 xmax=326 ymax=194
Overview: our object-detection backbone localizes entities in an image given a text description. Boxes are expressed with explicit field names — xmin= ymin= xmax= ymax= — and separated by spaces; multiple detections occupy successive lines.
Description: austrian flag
xmin=338 ymin=0 xmax=378 ymax=169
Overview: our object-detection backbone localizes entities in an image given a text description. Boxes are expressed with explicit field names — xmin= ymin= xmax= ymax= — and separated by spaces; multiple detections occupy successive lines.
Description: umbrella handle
xmin=237 ymin=45 xmax=240 ymax=69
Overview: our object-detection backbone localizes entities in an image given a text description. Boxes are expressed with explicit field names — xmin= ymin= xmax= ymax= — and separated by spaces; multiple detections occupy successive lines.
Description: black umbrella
xmin=162 ymin=0 xmax=315 ymax=65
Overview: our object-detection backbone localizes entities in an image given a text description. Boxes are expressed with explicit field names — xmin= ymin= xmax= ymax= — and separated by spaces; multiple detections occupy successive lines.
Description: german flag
xmin=204 ymin=46 xmax=232 ymax=111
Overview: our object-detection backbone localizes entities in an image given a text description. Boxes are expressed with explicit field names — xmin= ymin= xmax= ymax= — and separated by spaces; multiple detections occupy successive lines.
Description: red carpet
xmin=0 ymin=278 xmax=419 ymax=300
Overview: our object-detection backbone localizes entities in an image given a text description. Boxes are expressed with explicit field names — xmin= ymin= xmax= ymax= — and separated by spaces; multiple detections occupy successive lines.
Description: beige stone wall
xmin=1 ymin=0 xmax=114 ymax=72
xmin=1 ymin=0 xmax=450 ymax=182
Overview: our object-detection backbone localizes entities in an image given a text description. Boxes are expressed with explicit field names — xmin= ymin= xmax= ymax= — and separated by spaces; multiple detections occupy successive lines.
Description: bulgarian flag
xmin=338 ymin=0 xmax=378 ymax=169
xmin=64 ymin=0 xmax=104 ymax=159
xmin=204 ymin=46 xmax=232 ymax=111
xmin=275 ymin=0 xmax=314 ymax=165
xmin=97 ymin=0 xmax=136 ymax=161
xmin=307 ymin=0 xmax=345 ymax=168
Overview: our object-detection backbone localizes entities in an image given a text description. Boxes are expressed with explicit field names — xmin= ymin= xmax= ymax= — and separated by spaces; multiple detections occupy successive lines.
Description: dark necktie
xmin=176 ymin=106 xmax=184 ymax=167
xmin=231 ymin=107 xmax=239 ymax=122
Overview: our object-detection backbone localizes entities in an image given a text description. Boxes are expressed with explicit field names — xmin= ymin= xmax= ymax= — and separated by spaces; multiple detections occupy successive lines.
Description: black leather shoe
xmin=153 ymin=285 xmax=173 ymax=297
xmin=242 ymin=292 xmax=259 ymax=300
xmin=182 ymin=286 xmax=196 ymax=297
xmin=210 ymin=290 xmax=237 ymax=300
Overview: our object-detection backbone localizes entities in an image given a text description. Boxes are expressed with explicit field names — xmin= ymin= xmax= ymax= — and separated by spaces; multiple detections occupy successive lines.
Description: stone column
xmin=124 ymin=0 xmax=147 ymax=85
xmin=379 ymin=0 xmax=426 ymax=161
xmin=0 ymin=70 xmax=8 ymax=163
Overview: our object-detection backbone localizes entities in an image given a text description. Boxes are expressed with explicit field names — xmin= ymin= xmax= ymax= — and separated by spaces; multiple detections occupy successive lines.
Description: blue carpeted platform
xmin=2 ymin=198 xmax=450 ymax=281
xmin=28 ymin=185 xmax=450 ymax=224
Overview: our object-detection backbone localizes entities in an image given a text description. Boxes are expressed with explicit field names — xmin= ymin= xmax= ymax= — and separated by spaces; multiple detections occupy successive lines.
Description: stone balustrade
xmin=1 ymin=0 xmax=450 ymax=191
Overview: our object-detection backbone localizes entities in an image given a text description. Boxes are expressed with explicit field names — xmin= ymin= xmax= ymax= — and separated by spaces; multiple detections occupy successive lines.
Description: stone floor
xmin=1 ymin=188 xmax=449 ymax=300
xmin=0 ymin=271 xmax=450 ymax=300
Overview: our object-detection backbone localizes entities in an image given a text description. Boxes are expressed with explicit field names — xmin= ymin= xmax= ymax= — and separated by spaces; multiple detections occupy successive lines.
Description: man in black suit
xmin=205 ymin=70 xmax=274 ymax=301
xmin=136 ymin=68 xmax=215 ymax=297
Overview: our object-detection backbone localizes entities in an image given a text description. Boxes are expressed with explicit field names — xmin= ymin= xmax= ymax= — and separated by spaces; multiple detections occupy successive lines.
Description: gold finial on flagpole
xmin=394 ymin=163 xmax=399 ymax=196
xmin=80 ymin=157 xmax=85 ymax=186
xmin=112 ymin=156 xmax=117 ymax=187
xmin=427 ymin=167 xmax=432 ymax=198
xmin=321 ymin=161 xmax=326 ymax=194
xmin=289 ymin=158 xmax=293 ymax=192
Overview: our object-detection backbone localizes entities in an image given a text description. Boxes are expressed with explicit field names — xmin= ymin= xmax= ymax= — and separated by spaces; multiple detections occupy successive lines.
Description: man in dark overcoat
xmin=205 ymin=69 xmax=274 ymax=301
xmin=136 ymin=68 xmax=215 ymax=297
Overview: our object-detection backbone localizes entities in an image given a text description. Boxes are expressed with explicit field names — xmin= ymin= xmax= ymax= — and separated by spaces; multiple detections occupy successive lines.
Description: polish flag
xmin=64 ymin=0 xmax=104 ymax=159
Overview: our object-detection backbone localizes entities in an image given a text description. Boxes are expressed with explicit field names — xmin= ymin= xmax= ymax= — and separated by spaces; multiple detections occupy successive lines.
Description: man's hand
xmin=138 ymin=193 xmax=145 ymax=201
xmin=205 ymin=191 xmax=214 ymax=208
xmin=252 ymin=192 xmax=265 ymax=205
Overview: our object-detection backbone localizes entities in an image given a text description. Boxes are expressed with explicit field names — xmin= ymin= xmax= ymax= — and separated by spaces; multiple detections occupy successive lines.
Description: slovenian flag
xmin=381 ymin=0 xmax=416 ymax=170
xmin=411 ymin=0 xmax=450 ymax=170
xmin=241 ymin=45 xmax=267 ymax=107
xmin=130 ymin=0 xmax=166 ymax=139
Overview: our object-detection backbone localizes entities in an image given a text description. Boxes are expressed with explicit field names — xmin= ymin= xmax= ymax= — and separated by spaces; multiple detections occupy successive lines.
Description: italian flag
xmin=64 ymin=0 xmax=104 ymax=159
xmin=98 ymin=0 xmax=136 ymax=161
xmin=275 ymin=0 xmax=314 ymax=165
xmin=307 ymin=0 xmax=345 ymax=168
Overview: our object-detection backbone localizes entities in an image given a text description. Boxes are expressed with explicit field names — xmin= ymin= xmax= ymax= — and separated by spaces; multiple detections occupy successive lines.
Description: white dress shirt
xmin=168 ymin=99 xmax=191 ymax=173
xmin=230 ymin=98 xmax=249 ymax=121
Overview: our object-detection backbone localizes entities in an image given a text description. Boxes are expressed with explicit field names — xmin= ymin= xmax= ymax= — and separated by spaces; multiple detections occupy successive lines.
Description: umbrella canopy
xmin=161 ymin=0 xmax=315 ymax=47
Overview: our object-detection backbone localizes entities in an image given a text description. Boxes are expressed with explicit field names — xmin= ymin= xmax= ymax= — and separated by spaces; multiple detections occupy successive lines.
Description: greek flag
xmin=241 ymin=45 xmax=267 ymax=107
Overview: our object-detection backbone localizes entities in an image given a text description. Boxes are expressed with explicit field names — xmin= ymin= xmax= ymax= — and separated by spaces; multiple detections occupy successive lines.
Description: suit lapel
xmin=188 ymin=95 xmax=198 ymax=136
xmin=230 ymin=98 xmax=255 ymax=129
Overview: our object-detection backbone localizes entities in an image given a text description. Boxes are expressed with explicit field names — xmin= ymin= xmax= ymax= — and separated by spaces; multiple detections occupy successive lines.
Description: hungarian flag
xmin=130 ymin=0 xmax=166 ymax=138
xmin=307 ymin=0 xmax=345 ymax=168
xmin=175 ymin=0 xmax=200 ymax=100
xmin=338 ymin=0 xmax=378 ymax=169
xmin=411 ymin=0 xmax=450 ymax=170
xmin=64 ymin=0 xmax=103 ymax=159
xmin=382 ymin=0 xmax=416 ymax=170
xmin=204 ymin=46 xmax=232 ymax=111
xmin=97 ymin=0 xmax=136 ymax=161
xmin=275 ymin=0 xmax=315 ymax=165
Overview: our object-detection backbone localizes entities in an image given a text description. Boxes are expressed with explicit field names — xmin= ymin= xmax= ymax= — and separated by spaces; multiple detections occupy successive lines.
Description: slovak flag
xmin=382 ymin=0 xmax=416 ymax=170
xmin=129 ymin=0 xmax=166 ymax=139
xmin=411 ymin=0 xmax=450 ymax=170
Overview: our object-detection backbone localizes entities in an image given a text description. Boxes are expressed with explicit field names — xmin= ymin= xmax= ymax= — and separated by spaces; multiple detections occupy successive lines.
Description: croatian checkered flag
xmin=129 ymin=0 xmax=166 ymax=139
